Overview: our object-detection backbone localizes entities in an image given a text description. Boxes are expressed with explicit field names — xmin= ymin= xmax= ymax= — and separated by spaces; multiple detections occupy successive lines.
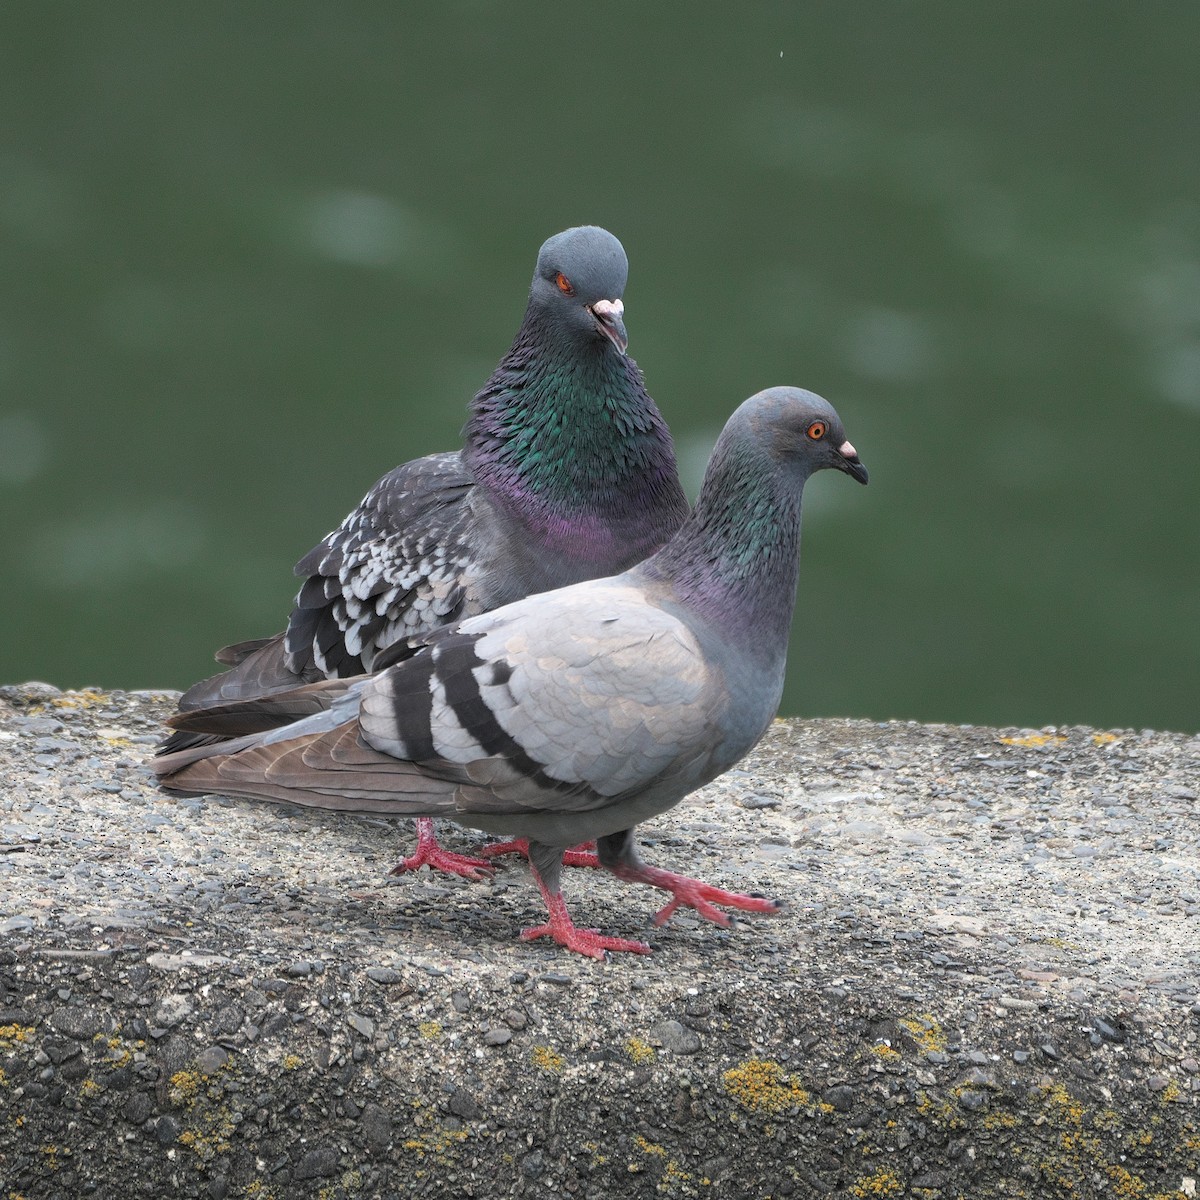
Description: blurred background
xmin=2 ymin=3 xmax=1197 ymax=732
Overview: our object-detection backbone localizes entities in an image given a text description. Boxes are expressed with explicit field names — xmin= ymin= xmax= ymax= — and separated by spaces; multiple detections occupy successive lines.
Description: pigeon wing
xmin=285 ymin=451 xmax=484 ymax=679
xmin=173 ymin=453 xmax=482 ymax=717
xmin=358 ymin=581 xmax=721 ymax=820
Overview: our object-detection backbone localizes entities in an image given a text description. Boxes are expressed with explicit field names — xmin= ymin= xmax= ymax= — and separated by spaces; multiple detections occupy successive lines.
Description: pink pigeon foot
xmin=389 ymin=817 xmax=493 ymax=881
xmin=520 ymin=876 xmax=650 ymax=959
xmin=481 ymin=837 xmax=601 ymax=869
xmin=605 ymin=861 xmax=783 ymax=927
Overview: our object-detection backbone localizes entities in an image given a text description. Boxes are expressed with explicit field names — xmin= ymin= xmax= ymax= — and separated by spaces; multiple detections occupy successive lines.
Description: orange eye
xmin=555 ymin=272 xmax=574 ymax=296
xmin=806 ymin=421 xmax=826 ymax=440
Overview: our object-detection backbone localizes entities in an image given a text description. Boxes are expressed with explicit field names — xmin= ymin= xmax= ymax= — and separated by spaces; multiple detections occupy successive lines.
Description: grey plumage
xmin=163 ymin=226 xmax=688 ymax=876
xmin=156 ymin=386 xmax=868 ymax=957
xmin=173 ymin=228 xmax=683 ymax=712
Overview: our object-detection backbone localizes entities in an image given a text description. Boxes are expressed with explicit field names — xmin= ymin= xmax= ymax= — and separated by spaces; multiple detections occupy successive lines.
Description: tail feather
xmin=214 ymin=636 xmax=278 ymax=667
xmin=158 ymin=677 xmax=360 ymax=763
xmin=166 ymin=676 xmax=355 ymax=739
xmin=159 ymin=719 xmax=460 ymax=817
xmin=157 ymin=728 xmax=233 ymax=756
xmin=153 ymin=727 xmax=289 ymax=776
xmin=178 ymin=633 xmax=320 ymax=713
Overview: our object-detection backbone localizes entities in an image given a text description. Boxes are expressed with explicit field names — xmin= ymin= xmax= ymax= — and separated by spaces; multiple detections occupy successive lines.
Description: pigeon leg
xmin=597 ymin=830 xmax=783 ymax=928
xmin=480 ymin=838 xmax=600 ymax=868
xmin=519 ymin=843 xmax=650 ymax=959
xmin=389 ymin=818 xmax=494 ymax=881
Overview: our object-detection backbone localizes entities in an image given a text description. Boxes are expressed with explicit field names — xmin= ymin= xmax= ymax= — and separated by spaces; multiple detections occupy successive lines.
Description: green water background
xmin=2 ymin=3 xmax=1197 ymax=732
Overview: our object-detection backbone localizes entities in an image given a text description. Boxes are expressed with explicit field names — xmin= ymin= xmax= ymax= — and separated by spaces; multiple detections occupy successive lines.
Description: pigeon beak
xmin=836 ymin=440 xmax=869 ymax=485
xmin=589 ymin=298 xmax=628 ymax=355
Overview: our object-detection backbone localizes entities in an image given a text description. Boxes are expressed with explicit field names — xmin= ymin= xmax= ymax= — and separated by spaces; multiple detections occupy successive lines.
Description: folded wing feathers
xmin=284 ymin=452 xmax=480 ymax=680
xmin=472 ymin=589 xmax=711 ymax=796
xmin=376 ymin=584 xmax=716 ymax=806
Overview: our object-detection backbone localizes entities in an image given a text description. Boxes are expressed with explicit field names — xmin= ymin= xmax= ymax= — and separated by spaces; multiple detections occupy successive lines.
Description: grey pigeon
xmin=163 ymin=226 xmax=688 ymax=879
xmin=155 ymin=386 xmax=868 ymax=958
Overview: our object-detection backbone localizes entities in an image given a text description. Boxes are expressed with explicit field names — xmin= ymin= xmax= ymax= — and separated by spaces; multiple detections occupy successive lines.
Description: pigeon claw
xmin=521 ymin=881 xmax=651 ymax=958
xmin=389 ymin=817 xmax=494 ymax=881
xmin=609 ymin=862 xmax=783 ymax=927
xmin=519 ymin=920 xmax=651 ymax=960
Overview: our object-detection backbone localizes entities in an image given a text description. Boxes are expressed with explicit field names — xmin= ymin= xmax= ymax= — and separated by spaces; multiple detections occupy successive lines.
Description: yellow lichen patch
xmin=242 ymin=1183 xmax=277 ymax=1199
xmin=1003 ymin=1083 xmax=1189 ymax=1199
xmin=282 ymin=1054 xmax=303 ymax=1071
xmin=1038 ymin=1159 xmax=1083 ymax=1195
xmin=626 ymin=1148 xmax=691 ymax=1182
xmin=898 ymin=1014 xmax=946 ymax=1055
xmin=1092 ymin=732 xmax=1120 ymax=746
xmin=1159 ymin=1081 xmax=1183 ymax=1103
xmin=870 ymin=1042 xmax=900 ymax=1061
xmin=625 ymin=1036 xmax=656 ymax=1064
xmin=1041 ymin=1082 xmax=1084 ymax=1127
xmin=980 ymin=1111 xmax=1020 ymax=1132
xmin=1039 ymin=935 xmax=1080 ymax=951
xmin=849 ymin=1167 xmax=904 ymax=1197
xmin=48 ymin=691 xmax=107 ymax=710
xmin=418 ymin=1020 xmax=442 ymax=1040
xmin=722 ymin=1059 xmax=810 ymax=1114
xmin=633 ymin=1135 xmax=667 ymax=1157
xmin=914 ymin=1091 xmax=962 ymax=1131
xmin=1104 ymin=1164 xmax=1150 ymax=1198
xmin=168 ymin=1070 xmax=201 ymax=1107
xmin=402 ymin=1129 xmax=469 ymax=1158
xmin=316 ymin=1175 xmax=365 ymax=1200
xmin=530 ymin=1045 xmax=565 ymax=1073
xmin=663 ymin=1159 xmax=692 ymax=1181
xmin=0 ymin=1024 xmax=36 ymax=1051
xmin=79 ymin=1078 xmax=102 ymax=1098
xmin=178 ymin=1106 xmax=235 ymax=1164
xmin=999 ymin=733 xmax=1067 ymax=747
xmin=1060 ymin=1130 xmax=1101 ymax=1157
xmin=582 ymin=1140 xmax=608 ymax=1167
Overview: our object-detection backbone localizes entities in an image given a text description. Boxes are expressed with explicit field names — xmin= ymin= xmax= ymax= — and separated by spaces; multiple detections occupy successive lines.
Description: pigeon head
xmin=529 ymin=226 xmax=630 ymax=354
xmin=465 ymin=224 xmax=685 ymax=550
xmin=642 ymin=385 xmax=866 ymax=650
xmin=738 ymin=387 xmax=869 ymax=486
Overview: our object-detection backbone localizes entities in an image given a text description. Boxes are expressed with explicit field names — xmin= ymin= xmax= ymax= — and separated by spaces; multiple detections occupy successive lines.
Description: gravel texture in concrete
xmin=1 ymin=683 xmax=1198 ymax=1198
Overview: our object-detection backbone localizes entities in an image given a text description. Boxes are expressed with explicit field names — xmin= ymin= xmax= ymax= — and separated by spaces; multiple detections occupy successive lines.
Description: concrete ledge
xmin=2 ymin=684 xmax=1198 ymax=1198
